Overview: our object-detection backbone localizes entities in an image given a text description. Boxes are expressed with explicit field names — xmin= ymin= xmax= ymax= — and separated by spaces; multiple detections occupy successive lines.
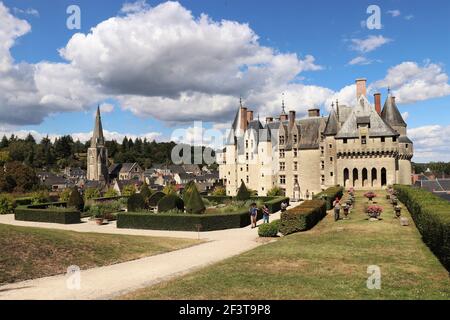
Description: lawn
xmin=0 ymin=224 xmax=201 ymax=285
xmin=121 ymin=190 xmax=450 ymax=300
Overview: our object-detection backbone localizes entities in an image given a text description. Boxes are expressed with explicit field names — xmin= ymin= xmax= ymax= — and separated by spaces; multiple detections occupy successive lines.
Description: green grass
xmin=0 ymin=224 xmax=201 ymax=285
xmin=121 ymin=190 xmax=450 ymax=300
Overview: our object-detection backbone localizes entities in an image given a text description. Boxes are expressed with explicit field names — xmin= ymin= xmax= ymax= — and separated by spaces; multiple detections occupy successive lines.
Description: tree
xmin=185 ymin=183 xmax=205 ymax=214
xmin=122 ymin=184 xmax=136 ymax=196
xmin=104 ymin=188 xmax=119 ymax=198
xmin=31 ymin=190 xmax=50 ymax=204
xmin=127 ymin=193 xmax=146 ymax=212
xmin=68 ymin=187 xmax=84 ymax=211
xmin=236 ymin=180 xmax=251 ymax=201
xmin=140 ymin=183 xmax=152 ymax=201
xmin=59 ymin=188 xmax=72 ymax=202
xmin=0 ymin=194 xmax=15 ymax=215
xmin=0 ymin=135 xmax=9 ymax=148
xmin=267 ymin=186 xmax=283 ymax=197
xmin=1 ymin=162 xmax=38 ymax=192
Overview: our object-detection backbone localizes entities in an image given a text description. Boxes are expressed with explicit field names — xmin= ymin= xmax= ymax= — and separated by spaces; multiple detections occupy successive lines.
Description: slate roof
xmin=381 ymin=94 xmax=407 ymax=128
xmin=119 ymin=163 xmax=141 ymax=173
xmin=323 ymin=109 xmax=339 ymax=136
xmin=335 ymin=96 xmax=398 ymax=139
xmin=399 ymin=136 xmax=413 ymax=144
xmin=297 ymin=117 xmax=324 ymax=149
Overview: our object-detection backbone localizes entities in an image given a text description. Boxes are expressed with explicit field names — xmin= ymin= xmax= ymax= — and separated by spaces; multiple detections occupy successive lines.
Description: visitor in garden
xmin=262 ymin=205 xmax=270 ymax=224
xmin=249 ymin=203 xmax=258 ymax=228
xmin=333 ymin=197 xmax=341 ymax=221
xmin=281 ymin=201 xmax=287 ymax=212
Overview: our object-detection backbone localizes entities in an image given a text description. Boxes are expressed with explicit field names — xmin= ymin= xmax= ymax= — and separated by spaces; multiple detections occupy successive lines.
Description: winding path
xmin=0 ymin=204 xmax=296 ymax=300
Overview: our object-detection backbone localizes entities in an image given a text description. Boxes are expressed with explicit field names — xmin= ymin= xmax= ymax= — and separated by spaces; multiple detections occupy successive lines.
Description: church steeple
xmin=91 ymin=105 xmax=105 ymax=147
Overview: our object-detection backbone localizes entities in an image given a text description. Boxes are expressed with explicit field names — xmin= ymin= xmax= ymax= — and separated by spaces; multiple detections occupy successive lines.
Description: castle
xmin=218 ymin=78 xmax=413 ymax=198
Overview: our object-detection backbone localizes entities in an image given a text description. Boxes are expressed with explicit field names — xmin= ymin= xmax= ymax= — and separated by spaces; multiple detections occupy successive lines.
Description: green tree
xmin=0 ymin=194 xmax=15 ymax=214
xmin=267 ymin=186 xmax=283 ymax=197
xmin=84 ymin=188 xmax=101 ymax=200
xmin=236 ymin=180 xmax=251 ymax=201
xmin=122 ymin=184 xmax=136 ymax=196
xmin=1 ymin=162 xmax=38 ymax=193
xmin=68 ymin=187 xmax=84 ymax=211
xmin=59 ymin=188 xmax=72 ymax=202
xmin=104 ymin=188 xmax=119 ymax=198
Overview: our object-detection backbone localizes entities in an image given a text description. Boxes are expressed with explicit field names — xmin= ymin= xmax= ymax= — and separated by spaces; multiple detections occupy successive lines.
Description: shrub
xmin=185 ymin=183 xmax=205 ymax=214
xmin=148 ymin=191 xmax=165 ymax=207
xmin=163 ymin=184 xmax=177 ymax=195
xmin=122 ymin=184 xmax=136 ymax=196
xmin=258 ymin=220 xmax=280 ymax=237
xmin=104 ymin=188 xmax=119 ymax=198
xmin=84 ymin=188 xmax=101 ymax=200
xmin=117 ymin=208 xmax=263 ymax=231
xmin=68 ymin=187 xmax=84 ymax=211
xmin=157 ymin=194 xmax=184 ymax=213
xmin=31 ymin=190 xmax=50 ymax=204
xmin=236 ymin=181 xmax=250 ymax=201
xmin=394 ymin=185 xmax=450 ymax=271
xmin=15 ymin=204 xmax=80 ymax=224
xmin=182 ymin=181 xmax=196 ymax=203
xmin=59 ymin=188 xmax=72 ymax=202
xmin=140 ymin=183 xmax=152 ymax=201
xmin=0 ymin=194 xmax=15 ymax=214
xmin=267 ymin=187 xmax=284 ymax=197
xmin=127 ymin=193 xmax=146 ymax=212
xmin=313 ymin=186 xmax=344 ymax=210
xmin=211 ymin=186 xmax=226 ymax=196
xmin=279 ymin=200 xmax=326 ymax=235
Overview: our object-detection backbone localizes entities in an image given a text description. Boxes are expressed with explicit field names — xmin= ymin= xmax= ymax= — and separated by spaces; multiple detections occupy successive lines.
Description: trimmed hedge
xmin=313 ymin=186 xmax=344 ymax=210
xmin=14 ymin=197 xmax=33 ymax=206
xmin=157 ymin=194 xmax=184 ymax=213
xmin=15 ymin=202 xmax=80 ymax=224
xmin=148 ymin=192 xmax=166 ymax=207
xmin=258 ymin=220 xmax=280 ymax=237
xmin=203 ymin=196 xmax=232 ymax=203
xmin=394 ymin=185 xmax=450 ymax=270
xmin=264 ymin=197 xmax=289 ymax=213
xmin=279 ymin=200 xmax=326 ymax=235
xmin=117 ymin=209 xmax=263 ymax=231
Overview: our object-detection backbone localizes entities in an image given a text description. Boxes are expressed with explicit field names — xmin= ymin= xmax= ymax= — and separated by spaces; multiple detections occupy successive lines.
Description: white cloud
xmin=99 ymin=103 xmax=114 ymax=114
xmin=373 ymin=61 xmax=450 ymax=104
xmin=350 ymin=35 xmax=392 ymax=53
xmin=348 ymin=56 xmax=372 ymax=66
xmin=404 ymin=15 xmax=414 ymax=21
xmin=120 ymin=0 xmax=150 ymax=14
xmin=409 ymin=125 xmax=450 ymax=162
xmin=387 ymin=10 xmax=401 ymax=17
xmin=13 ymin=7 xmax=39 ymax=17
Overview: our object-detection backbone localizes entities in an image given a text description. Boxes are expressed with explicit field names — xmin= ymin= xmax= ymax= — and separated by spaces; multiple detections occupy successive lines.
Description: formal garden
xmin=121 ymin=186 xmax=450 ymax=300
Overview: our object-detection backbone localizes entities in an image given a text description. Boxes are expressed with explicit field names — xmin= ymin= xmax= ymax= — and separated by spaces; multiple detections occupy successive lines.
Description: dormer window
xmin=381 ymin=137 xmax=385 ymax=143
xmin=361 ymin=136 xmax=367 ymax=145
xmin=393 ymin=137 xmax=397 ymax=142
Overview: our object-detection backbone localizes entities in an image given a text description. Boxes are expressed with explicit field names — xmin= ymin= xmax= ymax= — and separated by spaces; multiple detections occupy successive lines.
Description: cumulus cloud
xmin=350 ymin=35 xmax=392 ymax=53
xmin=348 ymin=56 xmax=373 ymax=66
xmin=120 ymin=0 xmax=150 ymax=14
xmin=409 ymin=125 xmax=450 ymax=162
xmin=99 ymin=103 xmax=114 ymax=114
xmin=373 ymin=61 xmax=450 ymax=104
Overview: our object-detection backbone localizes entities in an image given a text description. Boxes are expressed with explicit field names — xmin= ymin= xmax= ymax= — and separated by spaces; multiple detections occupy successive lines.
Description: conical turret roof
xmin=381 ymin=93 xmax=407 ymax=127
xmin=91 ymin=105 xmax=105 ymax=147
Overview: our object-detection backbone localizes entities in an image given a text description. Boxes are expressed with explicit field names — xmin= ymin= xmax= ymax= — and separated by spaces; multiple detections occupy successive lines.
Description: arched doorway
xmin=343 ymin=168 xmax=349 ymax=187
xmin=362 ymin=168 xmax=368 ymax=187
xmin=352 ymin=168 xmax=358 ymax=187
xmin=371 ymin=168 xmax=377 ymax=187
xmin=381 ymin=168 xmax=387 ymax=187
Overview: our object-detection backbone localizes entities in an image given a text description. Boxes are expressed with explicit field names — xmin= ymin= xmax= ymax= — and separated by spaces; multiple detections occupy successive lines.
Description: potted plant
xmin=366 ymin=205 xmax=383 ymax=220
xmin=94 ymin=212 xmax=104 ymax=225
xmin=364 ymin=191 xmax=377 ymax=202
xmin=394 ymin=205 xmax=402 ymax=218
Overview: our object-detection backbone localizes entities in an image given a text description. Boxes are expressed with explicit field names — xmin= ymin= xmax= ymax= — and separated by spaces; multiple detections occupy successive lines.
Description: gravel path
xmin=0 ymin=204 xmax=297 ymax=300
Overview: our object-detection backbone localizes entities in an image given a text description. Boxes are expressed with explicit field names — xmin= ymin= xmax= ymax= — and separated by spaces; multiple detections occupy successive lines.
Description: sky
xmin=0 ymin=0 xmax=449 ymax=162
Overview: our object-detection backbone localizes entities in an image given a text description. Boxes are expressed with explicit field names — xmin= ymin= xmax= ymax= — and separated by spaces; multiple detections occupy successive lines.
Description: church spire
xmin=91 ymin=105 xmax=105 ymax=147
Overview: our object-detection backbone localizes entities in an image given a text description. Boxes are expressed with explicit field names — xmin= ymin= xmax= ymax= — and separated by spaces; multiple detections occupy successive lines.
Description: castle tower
xmin=87 ymin=106 xmax=109 ymax=182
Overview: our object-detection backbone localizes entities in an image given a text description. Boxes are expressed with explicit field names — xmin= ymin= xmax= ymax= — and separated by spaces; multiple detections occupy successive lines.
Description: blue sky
xmin=1 ymin=0 xmax=450 ymax=161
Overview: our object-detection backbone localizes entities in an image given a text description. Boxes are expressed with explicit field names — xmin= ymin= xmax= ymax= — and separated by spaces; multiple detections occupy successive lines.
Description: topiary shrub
xmin=140 ymin=183 xmax=152 ymax=201
xmin=236 ymin=180 xmax=250 ymax=201
xmin=68 ymin=187 xmax=84 ymax=211
xmin=185 ymin=183 xmax=206 ymax=214
xmin=258 ymin=220 xmax=280 ymax=237
xmin=148 ymin=191 xmax=165 ymax=207
xmin=182 ymin=181 xmax=196 ymax=203
xmin=127 ymin=193 xmax=146 ymax=212
xmin=157 ymin=194 xmax=184 ymax=213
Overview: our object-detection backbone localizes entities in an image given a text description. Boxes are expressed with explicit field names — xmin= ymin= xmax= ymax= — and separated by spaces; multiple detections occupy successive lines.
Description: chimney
xmin=266 ymin=117 xmax=273 ymax=123
xmin=246 ymin=110 xmax=254 ymax=122
xmin=356 ymin=78 xmax=367 ymax=99
xmin=308 ymin=108 xmax=320 ymax=118
xmin=289 ymin=110 xmax=296 ymax=128
xmin=374 ymin=93 xmax=381 ymax=114
xmin=240 ymin=106 xmax=248 ymax=131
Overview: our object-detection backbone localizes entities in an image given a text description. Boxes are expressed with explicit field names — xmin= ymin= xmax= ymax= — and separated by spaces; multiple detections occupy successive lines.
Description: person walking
xmin=333 ymin=197 xmax=341 ymax=221
xmin=280 ymin=201 xmax=287 ymax=213
xmin=249 ymin=203 xmax=258 ymax=228
xmin=262 ymin=204 xmax=270 ymax=224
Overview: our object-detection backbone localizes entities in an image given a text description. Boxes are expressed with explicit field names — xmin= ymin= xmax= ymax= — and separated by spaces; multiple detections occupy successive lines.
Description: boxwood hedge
xmin=313 ymin=186 xmax=344 ymax=210
xmin=15 ymin=202 xmax=81 ymax=224
xmin=394 ymin=185 xmax=450 ymax=270
xmin=258 ymin=220 xmax=280 ymax=237
xmin=117 ymin=209 xmax=263 ymax=231
xmin=279 ymin=200 xmax=326 ymax=235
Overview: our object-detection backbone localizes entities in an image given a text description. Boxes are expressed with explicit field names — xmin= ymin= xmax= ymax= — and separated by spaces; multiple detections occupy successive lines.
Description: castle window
xmin=246 ymin=153 xmax=249 ymax=160
xmin=240 ymin=168 xmax=243 ymax=171
xmin=330 ymin=172 xmax=334 ymax=177
xmin=381 ymin=137 xmax=385 ymax=143
xmin=280 ymin=175 xmax=286 ymax=185
xmin=329 ymin=144 xmax=332 ymax=149
xmin=246 ymin=176 xmax=249 ymax=183
xmin=343 ymin=138 xmax=347 ymax=144
xmin=294 ymin=162 xmax=298 ymax=171
xmin=330 ymin=157 xmax=333 ymax=162
xmin=246 ymin=164 xmax=249 ymax=172
xmin=321 ymin=161 xmax=324 ymax=170
xmin=320 ymin=146 xmax=324 ymax=156
xmin=293 ymin=135 xmax=298 ymax=143
xmin=393 ymin=136 xmax=397 ymax=142
xmin=279 ymin=150 xmax=285 ymax=158
xmin=293 ymin=148 xmax=298 ymax=157
xmin=406 ymin=144 xmax=409 ymax=149
xmin=246 ymin=140 xmax=248 ymax=148
xmin=280 ymin=162 xmax=285 ymax=171
xmin=361 ymin=136 xmax=367 ymax=145
xmin=279 ymin=135 xmax=285 ymax=145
